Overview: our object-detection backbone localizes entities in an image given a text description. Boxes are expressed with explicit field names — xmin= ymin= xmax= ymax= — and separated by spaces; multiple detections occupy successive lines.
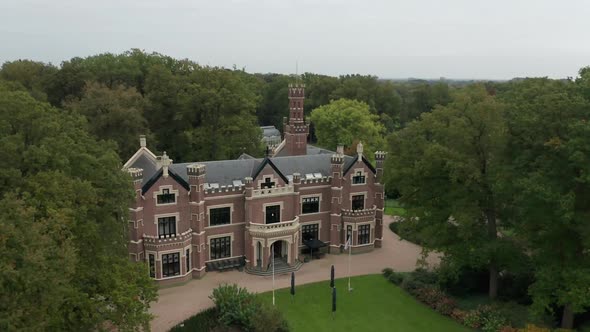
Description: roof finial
xmin=357 ymin=141 xmax=363 ymax=162
xmin=139 ymin=135 xmax=146 ymax=148
xmin=161 ymin=151 xmax=172 ymax=177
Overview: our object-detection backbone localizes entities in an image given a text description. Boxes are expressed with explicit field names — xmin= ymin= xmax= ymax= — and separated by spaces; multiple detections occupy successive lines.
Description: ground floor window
xmin=302 ymin=223 xmax=319 ymax=241
xmin=186 ymin=249 xmax=191 ymax=271
xmin=162 ymin=253 xmax=180 ymax=277
xmin=148 ymin=254 xmax=155 ymax=278
xmin=210 ymin=236 xmax=231 ymax=260
xmin=358 ymin=224 xmax=370 ymax=245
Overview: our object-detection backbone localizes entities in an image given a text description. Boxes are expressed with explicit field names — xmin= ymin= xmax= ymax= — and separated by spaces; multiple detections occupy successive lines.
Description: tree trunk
xmin=561 ymin=303 xmax=574 ymax=329
xmin=489 ymin=264 xmax=498 ymax=300
xmin=485 ymin=205 xmax=498 ymax=300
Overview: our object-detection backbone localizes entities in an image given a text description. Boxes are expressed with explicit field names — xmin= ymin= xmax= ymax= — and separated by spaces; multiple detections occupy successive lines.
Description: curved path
xmin=149 ymin=215 xmax=439 ymax=332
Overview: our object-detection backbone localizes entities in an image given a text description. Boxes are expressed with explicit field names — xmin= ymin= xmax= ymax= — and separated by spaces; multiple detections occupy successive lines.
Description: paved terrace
xmin=150 ymin=215 xmax=440 ymax=332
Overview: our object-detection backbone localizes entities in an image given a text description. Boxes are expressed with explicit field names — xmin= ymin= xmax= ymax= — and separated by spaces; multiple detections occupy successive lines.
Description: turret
xmin=283 ymin=83 xmax=309 ymax=156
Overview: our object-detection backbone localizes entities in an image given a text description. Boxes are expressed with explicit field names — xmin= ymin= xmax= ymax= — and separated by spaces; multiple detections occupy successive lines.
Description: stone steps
xmin=245 ymin=259 xmax=303 ymax=276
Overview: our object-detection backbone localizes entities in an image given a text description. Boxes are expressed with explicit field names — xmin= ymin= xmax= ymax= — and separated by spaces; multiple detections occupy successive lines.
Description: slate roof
xmin=130 ymin=152 xmax=357 ymax=190
xmin=274 ymin=144 xmax=335 ymax=157
xmin=261 ymin=126 xmax=281 ymax=138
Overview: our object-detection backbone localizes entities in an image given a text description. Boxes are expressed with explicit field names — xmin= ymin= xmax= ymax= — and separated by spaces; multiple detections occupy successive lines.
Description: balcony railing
xmin=248 ymin=218 xmax=300 ymax=236
xmin=252 ymin=185 xmax=294 ymax=197
xmin=341 ymin=206 xmax=376 ymax=219
xmin=143 ymin=228 xmax=192 ymax=244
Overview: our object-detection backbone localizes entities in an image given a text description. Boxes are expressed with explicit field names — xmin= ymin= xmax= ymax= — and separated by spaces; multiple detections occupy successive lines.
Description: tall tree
xmin=65 ymin=82 xmax=153 ymax=158
xmin=0 ymin=87 xmax=157 ymax=331
xmin=385 ymin=85 xmax=519 ymax=299
xmin=310 ymin=98 xmax=385 ymax=157
xmin=500 ymin=76 xmax=590 ymax=329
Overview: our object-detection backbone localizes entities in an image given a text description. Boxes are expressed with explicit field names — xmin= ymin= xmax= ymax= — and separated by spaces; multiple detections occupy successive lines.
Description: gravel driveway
xmin=149 ymin=215 xmax=440 ymax=332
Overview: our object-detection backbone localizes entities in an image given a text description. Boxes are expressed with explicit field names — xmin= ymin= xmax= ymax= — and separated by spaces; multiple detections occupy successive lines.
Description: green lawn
xmin=259 ymin=274 xmax=471 ymax=332
xmin=385 ymin=199 xmax=406 ymax=216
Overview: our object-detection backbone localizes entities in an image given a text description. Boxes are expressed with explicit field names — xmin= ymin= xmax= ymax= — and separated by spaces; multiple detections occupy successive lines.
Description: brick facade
xmin=124 ymin=84 xmax=385 ymax=284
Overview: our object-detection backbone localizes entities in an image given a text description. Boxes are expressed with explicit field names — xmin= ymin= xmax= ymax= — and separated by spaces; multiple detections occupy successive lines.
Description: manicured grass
xmin=385 ymin=199 xmax=406 ymax=216
xmin=259 ymin=274 xmax=471 ymax=332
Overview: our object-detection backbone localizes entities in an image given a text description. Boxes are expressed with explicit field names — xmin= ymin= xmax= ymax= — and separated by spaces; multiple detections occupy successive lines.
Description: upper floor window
xmin=358 ymin=224 xmax=370 ymax=245
xmin=352 ymin=195 xmax=365 ymax=211
xmin=261 ymin=177 xmax=275 ymax=189
xmin=157 ymin=188 xmax=176 ymax=204
xmin=352 ymin=171 xmax=366 ymax=184
xmin=302 ymin=197 xmax=320 ymax=214
xmin=210 ymin=207 xmax=231 ymax=226
xmin=266 ymin=205 xmax=281 ymax=224
xmin=158 ymin=216 xmax=176 ymax=238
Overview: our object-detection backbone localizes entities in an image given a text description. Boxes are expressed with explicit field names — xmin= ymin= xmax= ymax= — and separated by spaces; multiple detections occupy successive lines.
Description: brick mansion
xmin=123 ymin=83 xmax=386 ymax=284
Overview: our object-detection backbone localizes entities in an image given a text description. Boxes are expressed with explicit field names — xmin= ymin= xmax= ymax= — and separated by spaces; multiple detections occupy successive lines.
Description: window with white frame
xmin=157 ymin=188 xmax=176 ymax=204
xmin=162 ymin=253 xmax=180 ymax=277
xmin=302 ymin=223 xmax=319 ymax=241
xmin=210 ymin=236 xmax=231 ymax=260
xmin=266 ymin=205 xmax=281 ymax=224
xmin=158 ymin=216 xmax=176 ymax=238
xmin=302 ymin=196 xmax=320 ymax=214
xmin=358 ymin=224 xmax=370 ymax=245
xmin=352 ymin=171 xmax=366 ymax=184
xmin=352 ymin=194 xmax=365 ymax=211
xmin=209 ymin=207 xmax=231 ymax=226
xmin=148 ymin=254 xmax=155 ymax=278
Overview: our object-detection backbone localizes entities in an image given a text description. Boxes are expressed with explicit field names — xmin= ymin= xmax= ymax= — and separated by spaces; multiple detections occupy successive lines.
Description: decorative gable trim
xmin=123 ymin=147 xmax=158 ymax=169
xmin=141 ymin=168 xmax=190 ymax=195
xmin=343 ymin=155 xmax=376 ymax=176
xmin=252 ymin=157 xmax=289 ymax=184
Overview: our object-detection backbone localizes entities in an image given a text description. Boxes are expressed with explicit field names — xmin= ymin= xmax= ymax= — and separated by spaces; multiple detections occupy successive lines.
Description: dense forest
xmin=0 ymin=49 xmax=589 ymax=330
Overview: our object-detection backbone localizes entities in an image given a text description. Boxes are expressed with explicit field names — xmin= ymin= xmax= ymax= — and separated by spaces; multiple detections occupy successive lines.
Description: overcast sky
xmin=1 ymin=0 xmax=589 ymax=80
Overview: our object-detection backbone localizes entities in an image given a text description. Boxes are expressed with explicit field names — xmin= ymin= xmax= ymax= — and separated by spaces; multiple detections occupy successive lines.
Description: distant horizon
xmin=2 ymin=0 xmax=589 ymax=81
xmin=1 ymin=50 xmax=585 ymax=82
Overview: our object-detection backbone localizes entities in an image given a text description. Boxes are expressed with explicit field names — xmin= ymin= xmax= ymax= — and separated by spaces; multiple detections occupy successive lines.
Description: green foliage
xmin=0 ymin=88 xmax=157 ymax=331
xmin=65 ymin=81 xmax=153 ymax=158
xmin=382 ymin=268 xmax=394 ymax=278
xmin=498 ymin=77 xmax=590 ymax=327
xmin=310 ymin=98 xmax=385 ymax=157
xmin=385 ymin=84 xmax=525 ymax=299
xmin=209 ymin=284 xmax=288 ymax=332
xmin=169 ymin=307 xmax=218 ymax=332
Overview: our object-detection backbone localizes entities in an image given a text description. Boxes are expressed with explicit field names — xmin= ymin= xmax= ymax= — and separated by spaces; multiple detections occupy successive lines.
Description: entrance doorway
xmin=272 ymin=241 xmax=282 ymax=258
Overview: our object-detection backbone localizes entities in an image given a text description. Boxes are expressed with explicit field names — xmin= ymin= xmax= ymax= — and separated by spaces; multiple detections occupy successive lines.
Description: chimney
xmin=336 ymin=144 xmax=344 ymax=156
xmin=139 ymin=135 xmax=146 ymax=148
xmin=357 ymin=141 xmax=364 ymax=162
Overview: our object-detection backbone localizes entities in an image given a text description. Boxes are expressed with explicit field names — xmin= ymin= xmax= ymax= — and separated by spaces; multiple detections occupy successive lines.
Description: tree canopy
xmin=310 ymin=98 xmax=385 ymax=157
xmin=0 ymin=84 xmax=157 ymax=331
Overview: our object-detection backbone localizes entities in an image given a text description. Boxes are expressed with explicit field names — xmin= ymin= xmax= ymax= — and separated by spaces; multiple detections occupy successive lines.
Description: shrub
xmin=250 ymin=300 xmax=289 ymax=332
xmin=413 ymin=286 xmax=457 ymax=316
xmin=435 ymin=296 xmax=457 ymax=316
xmin=382 ymin=268 xmax=394 ymax=278
xmin=517 ymin=324 xmax=551 ymax=332
xmin=388 ymin=272 xmax=405 ymax=285
xmin=209 ymin=284 xmax=258 ymax=330
xmin=411 ymin=268 xmax=438 ymax=285
xmin=451 ymin=308 xmax=468 ymax=322
xmin=499 ymin=326 xmax=519 ymax=332
xmin=170 ymin=307 xmax=218 ymax=332
xmin=400 ymin=276 xmax=425 ymax=296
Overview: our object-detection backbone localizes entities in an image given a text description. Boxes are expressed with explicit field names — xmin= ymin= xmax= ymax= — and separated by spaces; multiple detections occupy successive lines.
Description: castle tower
xmin=283 ymin=83 xmax=309 ymax=156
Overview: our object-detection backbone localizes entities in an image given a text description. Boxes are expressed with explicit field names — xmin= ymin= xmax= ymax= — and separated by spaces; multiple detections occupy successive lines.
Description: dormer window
xmin=157 ymin=188 xmax=176 ymax=204
xmin=352 ymin=171 xmax=366 ymax=184
xmin=261 ymin=177 xmax=275 ymax=189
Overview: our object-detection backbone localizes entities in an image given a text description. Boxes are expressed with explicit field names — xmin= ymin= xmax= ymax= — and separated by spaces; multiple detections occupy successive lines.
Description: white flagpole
xmin=272 ymin=245 xmax=275 ymax=306
xmin=347 ymin=236 xmax=352 ymax=292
